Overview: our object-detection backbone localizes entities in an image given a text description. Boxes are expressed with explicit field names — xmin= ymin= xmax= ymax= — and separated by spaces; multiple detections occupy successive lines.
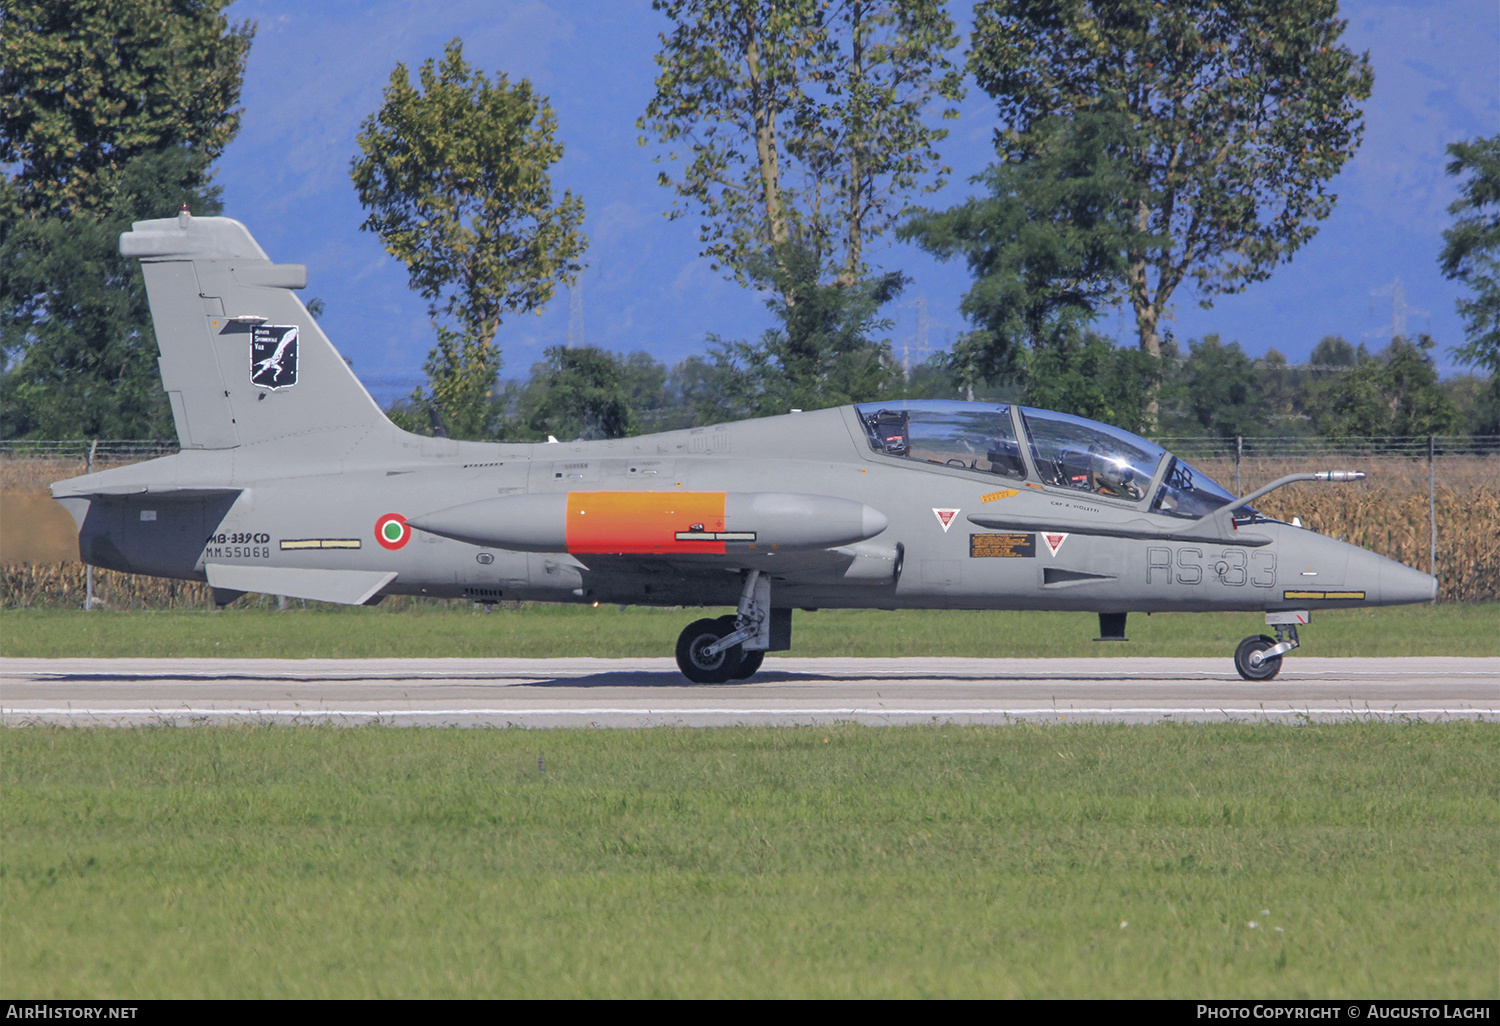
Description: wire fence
xmin=1155 ymin=434 xmax=1500 ymax=461
xmin=0 ymin=439 xmax=181 ymax=462
xmin=6 ymin=434 xmax=1498 ymax=462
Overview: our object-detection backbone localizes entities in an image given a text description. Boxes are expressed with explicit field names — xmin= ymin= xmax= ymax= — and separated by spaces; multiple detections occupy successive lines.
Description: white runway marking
xmin=6 ymin=706 xmax=1493 ymax=719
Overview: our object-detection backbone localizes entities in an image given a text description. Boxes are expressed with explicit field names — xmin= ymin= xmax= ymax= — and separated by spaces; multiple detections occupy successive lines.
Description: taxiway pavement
xmin=2 ymin=656 xmax=1496 ymax=727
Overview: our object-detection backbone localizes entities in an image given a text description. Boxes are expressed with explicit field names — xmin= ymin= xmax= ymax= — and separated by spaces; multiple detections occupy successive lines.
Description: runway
xmin=2 ymin=656 xmax=1496 ymax=726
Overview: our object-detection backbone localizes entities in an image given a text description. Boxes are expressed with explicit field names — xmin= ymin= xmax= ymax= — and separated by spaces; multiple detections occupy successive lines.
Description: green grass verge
xmin=2 ymin=723 xmax=1495 ymax=998
xmin=2 ymin=602 xmax=1497 ymax=658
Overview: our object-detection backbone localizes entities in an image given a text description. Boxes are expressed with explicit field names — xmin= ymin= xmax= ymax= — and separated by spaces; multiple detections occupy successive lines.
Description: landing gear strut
xmin=1234 ymin=612 xmax=1306 ymax=681
xmin=674 ymin=570 xmax=779 ymax=683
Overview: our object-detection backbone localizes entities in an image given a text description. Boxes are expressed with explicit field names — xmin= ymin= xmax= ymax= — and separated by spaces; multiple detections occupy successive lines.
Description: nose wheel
xmin=1234 ymin=635 xmax=1282 ymax=680
xmin=1234 ymin=618 xmax=1303 ymax=681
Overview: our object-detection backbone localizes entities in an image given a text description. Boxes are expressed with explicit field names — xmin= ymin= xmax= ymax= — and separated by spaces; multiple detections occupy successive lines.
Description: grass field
xmin=3 ymin=602 xmax=1498 ymax=658
xmin=2 ymin=722 xmax=1495 ymax=998
xmin=4 ymin=603 xmax=1495 ymax=997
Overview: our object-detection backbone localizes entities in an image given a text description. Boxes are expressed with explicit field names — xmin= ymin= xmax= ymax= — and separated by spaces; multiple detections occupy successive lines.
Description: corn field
xmin=0 ymin=563 xmax=458 ymax=612
xmin=3 ymin=563 xmax=219 ymax=611
xmin=1180 ymin=452 xmax=1498 ymax=602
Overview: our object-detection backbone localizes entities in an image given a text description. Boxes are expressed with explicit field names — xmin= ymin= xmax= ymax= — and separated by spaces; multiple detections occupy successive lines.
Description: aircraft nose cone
xmin=1343 ymin=544 xmax=1437 ymax=607
xmin=1379 ymin=558 xmax=1438 ymax=605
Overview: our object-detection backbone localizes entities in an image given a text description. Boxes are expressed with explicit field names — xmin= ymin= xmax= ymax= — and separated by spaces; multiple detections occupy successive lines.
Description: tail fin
xmin=121 ymin=211 xmax=396 ymax=452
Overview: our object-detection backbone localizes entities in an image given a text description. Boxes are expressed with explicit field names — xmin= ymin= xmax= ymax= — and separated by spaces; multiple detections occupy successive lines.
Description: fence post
xmin=1235 ymin=435 xmax=1242 ymax=496
xmin=84 ymin=439 xmax=98 ymax=611
xmin=1428 ymin=434 xmax=1437 ymax=586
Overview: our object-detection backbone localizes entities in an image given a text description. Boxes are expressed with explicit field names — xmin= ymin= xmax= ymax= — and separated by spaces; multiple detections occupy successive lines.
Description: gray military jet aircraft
xmin=52 ymin=213 xmax=1437 ymax=681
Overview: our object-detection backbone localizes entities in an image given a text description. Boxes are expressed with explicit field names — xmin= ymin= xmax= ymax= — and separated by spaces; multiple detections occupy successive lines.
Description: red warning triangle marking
xmin=932 ymin=508 xmax=960 ymax=532
xmin=1042 ymin=532 xmax=1068 ymax=556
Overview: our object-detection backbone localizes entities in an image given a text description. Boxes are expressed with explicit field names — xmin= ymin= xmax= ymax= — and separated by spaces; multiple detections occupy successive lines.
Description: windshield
xmin=1018 ymin=407 xmax=1165 ymax=501
xmin=856 ymin=401 xmax=1026 ymax=479
xmin=1151 ymin=457 xmax=1247 ymax=519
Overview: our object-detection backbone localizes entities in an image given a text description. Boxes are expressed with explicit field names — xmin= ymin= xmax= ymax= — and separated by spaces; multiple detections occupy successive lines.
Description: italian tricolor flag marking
xmin=375 ymin=513 xmax=410 ymax=550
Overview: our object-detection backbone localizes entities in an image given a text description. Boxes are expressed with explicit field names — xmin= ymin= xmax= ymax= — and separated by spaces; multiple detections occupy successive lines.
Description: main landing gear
xmin=676 ymin=616 xmax=760 ymax=683
xmin=674 ymin=570 xmax=779 ymax=683
xmin=1234 ymin=612 xmax=1307 ymax=681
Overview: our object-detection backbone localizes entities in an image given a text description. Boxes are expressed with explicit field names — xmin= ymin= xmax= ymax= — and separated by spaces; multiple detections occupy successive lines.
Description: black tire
xmin=732 ymin=650 xmax=764 ymax=680
xmin=676 ymin=618 xmax=745 ymax=683
xmin=1234 ymin=635 xmax=1282 ymax=681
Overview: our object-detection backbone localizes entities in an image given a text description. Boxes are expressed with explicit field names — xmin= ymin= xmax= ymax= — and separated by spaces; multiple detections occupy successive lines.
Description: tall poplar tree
xmin=351 ymin=39 xmax=586 ymax=438
xmin=1439 ymin=134 xmax=1500 ymax=433
xmin=959 ymin=0 xmax=1373 ymax=423
xmin=639 ymin=0 xmax=962 ymax=299
xmin=640 ymin=1 xmax=959 ymax=412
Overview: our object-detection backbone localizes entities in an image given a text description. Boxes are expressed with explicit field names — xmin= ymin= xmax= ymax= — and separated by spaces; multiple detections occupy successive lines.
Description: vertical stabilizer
xmin=121 ymin=212 xmax=395 ymax=452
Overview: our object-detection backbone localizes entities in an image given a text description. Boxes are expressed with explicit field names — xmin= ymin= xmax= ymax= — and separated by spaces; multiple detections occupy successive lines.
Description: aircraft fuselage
xmin=60 ymin=405 xmax=1434 ymax=615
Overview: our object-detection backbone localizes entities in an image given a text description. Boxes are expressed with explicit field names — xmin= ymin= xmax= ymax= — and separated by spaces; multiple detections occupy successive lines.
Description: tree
xmin=1175 ymin=334 xmax=1260 ymax=440
xmin=697 ymin=245 xmax=904 ymax=420
xmin=0 ymin=1 xmax=253 ymax=439
xmin=639 ymin=0 xmax=962 ymax=300
xmin=1020 ymin=330 xmax=1156 ymax=431
xmin=421 ymin=326 xmax=502 ymax=440
xmin=965 ymin=0 xmax=1373 ymax=421
xmin=0 ymin=0 xmax=252 ymax=220
xmin=1305 ymin=335 xmax=1458 ymax=439
xmin=1253 ymin=348 xmax=1301 ymax=432
xmin=1305 ymin=361 xmax=1387 ymax=440
xmin=351 ymin=38 xmax=586 ymax=438
xmin=1438 ymin=134 xmax=1500 ymax=433
xmin=1 ymin=149 xmax=217 ymax=439
xmin=904 ymin=111 xmax=1148 ymax=384
xmin=519 ymin=346 xmax=636 ymax=441
xmin=1379 ymin=335 xmax=1460 ymax=437
xmin=1308 ymin=334 xmax=1369 ymax=371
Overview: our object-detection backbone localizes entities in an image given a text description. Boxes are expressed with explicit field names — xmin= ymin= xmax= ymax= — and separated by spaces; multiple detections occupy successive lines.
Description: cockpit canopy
xmin=855 ymin=400 xmax=1243 ymax=520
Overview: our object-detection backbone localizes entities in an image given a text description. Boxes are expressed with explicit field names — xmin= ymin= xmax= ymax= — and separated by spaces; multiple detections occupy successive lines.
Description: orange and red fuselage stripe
xmin=565 ymin=491 xmax=729 ymax=554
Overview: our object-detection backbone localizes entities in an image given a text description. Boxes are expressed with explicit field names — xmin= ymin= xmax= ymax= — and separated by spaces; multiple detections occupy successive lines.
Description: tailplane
xmin=121 ymin=211 xmax=396 ymax=452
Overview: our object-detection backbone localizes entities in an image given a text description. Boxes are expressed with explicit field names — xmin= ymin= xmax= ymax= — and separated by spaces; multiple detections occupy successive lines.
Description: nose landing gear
xmin=1234 ymin=612 xmax=1307 ymax=681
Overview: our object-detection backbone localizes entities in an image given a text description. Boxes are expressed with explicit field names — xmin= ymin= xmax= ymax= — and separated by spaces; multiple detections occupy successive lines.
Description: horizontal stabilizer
xmin=52 ymin=483 xmax=242 ymax=501
xmin=204 ymin=565 xmax=396 ymax=605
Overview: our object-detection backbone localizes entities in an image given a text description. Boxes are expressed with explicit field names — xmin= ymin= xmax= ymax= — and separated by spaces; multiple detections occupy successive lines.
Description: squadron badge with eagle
xmin=251 ymin=325 xmax=299 ymax=389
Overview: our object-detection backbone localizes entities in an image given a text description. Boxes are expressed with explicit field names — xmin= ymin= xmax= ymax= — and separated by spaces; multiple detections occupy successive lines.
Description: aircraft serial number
xmin=1147 ymin=546 xmax=1275 ymax=588
xmin=205 ymin=532 xmax=271 ymax=544
xmin=203 ymin=546 xmax=270 ymax=559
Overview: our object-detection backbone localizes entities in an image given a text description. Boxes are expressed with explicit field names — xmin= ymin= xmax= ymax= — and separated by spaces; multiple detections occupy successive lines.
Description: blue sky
xmin=216 ymin=1 xmax=1500 ymax=405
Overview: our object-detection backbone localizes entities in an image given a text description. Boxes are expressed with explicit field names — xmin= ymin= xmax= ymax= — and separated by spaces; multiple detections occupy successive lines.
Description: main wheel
xmin=1234 ymin=635 xmax=1282 ymax=681
xmin=676 ymin=618 xmax=745 ymax=683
